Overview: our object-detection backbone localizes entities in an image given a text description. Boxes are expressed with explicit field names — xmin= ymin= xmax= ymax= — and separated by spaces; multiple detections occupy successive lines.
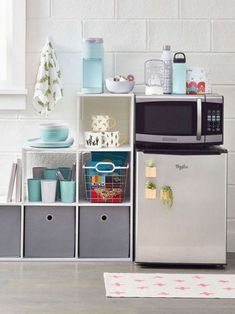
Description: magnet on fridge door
xmin=145 ymin=160 xmax=157 ymax=178
xmin=145 ymin=181 xmax=157 ymax=199
xmin=160 ymin=186 xmax=173 ymax=209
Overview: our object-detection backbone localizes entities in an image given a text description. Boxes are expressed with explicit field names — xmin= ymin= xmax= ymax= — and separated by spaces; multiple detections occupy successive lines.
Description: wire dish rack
xmin=83 ymin=161 xmax=129 ymax=203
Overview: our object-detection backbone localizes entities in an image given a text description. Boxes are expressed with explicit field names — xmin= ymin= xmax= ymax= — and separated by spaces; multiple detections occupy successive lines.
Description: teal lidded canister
xmin=172 ymin=52 xmax=186 ymax=94
xmin=82 ymin=38 xmax=104 ymax=94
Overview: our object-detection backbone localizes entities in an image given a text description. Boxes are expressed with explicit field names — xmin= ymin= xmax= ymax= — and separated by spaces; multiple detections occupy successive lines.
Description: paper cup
xmin=41 ymin=180 xmax=57 ymax=203
xmin=43 ymin=168 xmax=60 ymax=199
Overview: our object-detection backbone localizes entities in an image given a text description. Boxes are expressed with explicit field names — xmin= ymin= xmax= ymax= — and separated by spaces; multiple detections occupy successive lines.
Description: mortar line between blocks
xmin=114 ymin=53 xmax=117 ymax=75
xmin=81 ymin=20 xmax=84 ymax=39
xmin=49 ymin=0 xmax=52 ymax=18
xmin=210 ymin=20 xmax=213 ymax=52
xmin=178 ymin=0 xmax=181 ymax=18
xmin=146 ymin=19 xmax=149 ymax=51
xmin=114 ymin=0 xmax=117 ymax=19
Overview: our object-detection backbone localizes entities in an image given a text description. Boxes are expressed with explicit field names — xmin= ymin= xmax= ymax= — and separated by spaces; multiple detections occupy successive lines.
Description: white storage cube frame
xmin=0 ymin=93 xmax=134 ymax=261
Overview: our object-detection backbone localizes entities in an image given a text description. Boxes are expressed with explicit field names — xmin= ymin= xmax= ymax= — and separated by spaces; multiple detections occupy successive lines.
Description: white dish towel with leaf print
xmin=33 ymin=38 xmax=63 ymax=116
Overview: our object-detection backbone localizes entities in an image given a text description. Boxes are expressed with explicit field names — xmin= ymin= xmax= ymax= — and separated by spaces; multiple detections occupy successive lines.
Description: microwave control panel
xmin=207 ymin=110 xmax=221 ymax=132
xmin=205 ymin=102 xmax=223 ymax=134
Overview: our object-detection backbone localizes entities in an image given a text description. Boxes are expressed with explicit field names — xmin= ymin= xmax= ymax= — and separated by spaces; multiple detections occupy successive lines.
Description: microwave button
xmin=207 ymin=116 xmax=212 ymax=121
xmin=216 ymin=116 xmax=220 ymax=121
xmin=217 ymin=110 xmax=220 ymax=115
xmin=212 ymin=110 xmax=216 ymax=115
xmin=216 ymin=128 xmax=220 ymax=132
xmin=207 ymin=127 xmax=211 ymax=131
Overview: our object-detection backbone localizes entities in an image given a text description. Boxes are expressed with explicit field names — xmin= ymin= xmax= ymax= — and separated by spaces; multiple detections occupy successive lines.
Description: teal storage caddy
xmin=83 ymin=152 xmax=129 ymax=203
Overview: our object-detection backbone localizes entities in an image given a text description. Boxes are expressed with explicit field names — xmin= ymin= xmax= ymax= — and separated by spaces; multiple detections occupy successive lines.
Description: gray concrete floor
xmin=1 ymin=254 xmax=235 ymax=314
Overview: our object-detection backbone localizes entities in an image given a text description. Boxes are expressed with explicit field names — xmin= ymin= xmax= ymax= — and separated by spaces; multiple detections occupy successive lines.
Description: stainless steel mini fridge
xmin=135 ymin=147 xmax=227 ymax=265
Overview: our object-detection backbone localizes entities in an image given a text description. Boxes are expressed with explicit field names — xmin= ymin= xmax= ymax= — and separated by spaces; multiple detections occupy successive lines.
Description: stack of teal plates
xmin=26 ymin=137 xmax=74 ymax=148
xmin=27 ymin=123 xmax=74 ymax=148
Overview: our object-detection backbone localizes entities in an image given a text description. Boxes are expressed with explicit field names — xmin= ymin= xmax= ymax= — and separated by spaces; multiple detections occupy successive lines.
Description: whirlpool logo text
xmin=175 ymin=164 xmax=188 ymax=170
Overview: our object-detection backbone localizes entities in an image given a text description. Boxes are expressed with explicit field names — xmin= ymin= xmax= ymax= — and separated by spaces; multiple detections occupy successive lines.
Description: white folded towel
xmin=33 ymin=38 xmax=63 ymax=116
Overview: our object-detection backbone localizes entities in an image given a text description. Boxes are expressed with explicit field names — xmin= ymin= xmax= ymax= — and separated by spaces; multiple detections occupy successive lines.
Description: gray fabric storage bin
xmin=0 ymin=206 xmax=21 ymax=257
xmin=24 ymin=206 xmax=75 ymax=258
xmin=79 ymin=206 xmax=130 ymax=258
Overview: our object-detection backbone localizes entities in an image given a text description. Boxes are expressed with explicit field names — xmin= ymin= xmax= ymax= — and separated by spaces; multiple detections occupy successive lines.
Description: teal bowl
xmin=40 ymin=123 xmax=69 ymax=142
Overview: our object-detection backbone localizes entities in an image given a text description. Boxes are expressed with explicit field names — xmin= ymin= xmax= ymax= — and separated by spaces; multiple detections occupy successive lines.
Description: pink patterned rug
xmin=104 ymin=273 xmax=235 ymax=298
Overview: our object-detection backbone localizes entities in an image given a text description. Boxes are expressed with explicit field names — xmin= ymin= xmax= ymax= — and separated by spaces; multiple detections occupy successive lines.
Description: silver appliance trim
xmin=205 ymin=134 xmax=223 ymax=143
xmin=135 ymin=152 xmax=140 ymax=262
xmin=205 ymin=95 xmax=223 ymax=104
xmin=136 ymin=95 xmax=205 ymax=103
xmin=136 ymin=133 xmax=205 ymax=143
xmin=197 ymin=98 xmax=202 ymax=140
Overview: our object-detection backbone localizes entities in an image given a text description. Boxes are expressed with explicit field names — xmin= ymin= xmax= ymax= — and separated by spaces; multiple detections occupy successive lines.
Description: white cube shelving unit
xmin=0 ymin=93 xmax=134 ymax=261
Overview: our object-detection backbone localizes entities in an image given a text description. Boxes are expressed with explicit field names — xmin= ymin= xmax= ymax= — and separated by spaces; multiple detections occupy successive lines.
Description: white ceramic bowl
xmin=105 ymin=78 xmax=135 ymax=94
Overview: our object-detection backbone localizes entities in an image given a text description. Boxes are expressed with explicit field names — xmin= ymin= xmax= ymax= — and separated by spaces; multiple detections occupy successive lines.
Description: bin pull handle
xmin=83 ymin=162 xmax=129 ymax=173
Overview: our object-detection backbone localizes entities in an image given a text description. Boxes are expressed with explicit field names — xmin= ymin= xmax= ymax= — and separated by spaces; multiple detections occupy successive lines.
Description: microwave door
xmin=136 ymin=97 xmax=205 ymax=144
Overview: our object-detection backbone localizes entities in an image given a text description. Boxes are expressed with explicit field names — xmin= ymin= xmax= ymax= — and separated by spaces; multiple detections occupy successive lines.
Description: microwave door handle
xmin=197 ymin=98 xmax=202 ymax=140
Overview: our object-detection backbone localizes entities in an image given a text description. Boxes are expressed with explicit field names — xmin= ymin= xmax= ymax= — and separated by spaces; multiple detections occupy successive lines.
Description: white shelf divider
xmin=77 ymin=144 xmax=132 ymax=152
xmin=78 ymin=200 xmax=131 ymax=207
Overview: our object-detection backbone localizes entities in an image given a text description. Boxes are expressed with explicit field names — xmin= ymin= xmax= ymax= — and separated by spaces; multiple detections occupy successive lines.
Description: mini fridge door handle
xmin=197 ymin=98 xmax=202 ymax=140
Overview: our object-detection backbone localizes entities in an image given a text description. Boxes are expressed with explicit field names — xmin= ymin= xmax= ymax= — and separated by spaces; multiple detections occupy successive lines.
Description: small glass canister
xmin=145 ymin=59 xmax=164 ymax=95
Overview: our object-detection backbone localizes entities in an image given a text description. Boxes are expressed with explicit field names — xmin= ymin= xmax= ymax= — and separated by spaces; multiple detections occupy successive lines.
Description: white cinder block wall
xmin=0 ymin=0 xmax=235 ymax=251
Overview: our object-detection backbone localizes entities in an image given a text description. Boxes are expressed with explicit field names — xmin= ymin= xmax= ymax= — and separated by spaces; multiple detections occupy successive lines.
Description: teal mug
xmin=60 ymin=181 xmax=76 ymax=203
xmin=43 ymin=168 xmax=57 ymax=180
xmin=58 ymin=167 xmax=71 ymax=180
xmin=28 ymin=178 xmax=41 ymax=202
xmin=32 ymin=167 xmax=46 ymax=179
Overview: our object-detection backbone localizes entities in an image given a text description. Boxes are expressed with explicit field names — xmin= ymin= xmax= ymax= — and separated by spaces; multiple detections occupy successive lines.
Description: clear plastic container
xmin=144 ymin=59 xmax=164 ymax=95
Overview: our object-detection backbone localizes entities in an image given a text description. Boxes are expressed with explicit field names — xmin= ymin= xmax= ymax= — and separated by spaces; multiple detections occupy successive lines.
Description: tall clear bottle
xmin=161 ymin=45 xmax=172 ymax=94
xmin=82 ymin=38 xmax=104 ymax=94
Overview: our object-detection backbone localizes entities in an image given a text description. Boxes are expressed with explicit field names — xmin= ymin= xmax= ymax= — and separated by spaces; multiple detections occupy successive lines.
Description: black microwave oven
xmin=135 ymin=94 xmax=223 ymax=146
